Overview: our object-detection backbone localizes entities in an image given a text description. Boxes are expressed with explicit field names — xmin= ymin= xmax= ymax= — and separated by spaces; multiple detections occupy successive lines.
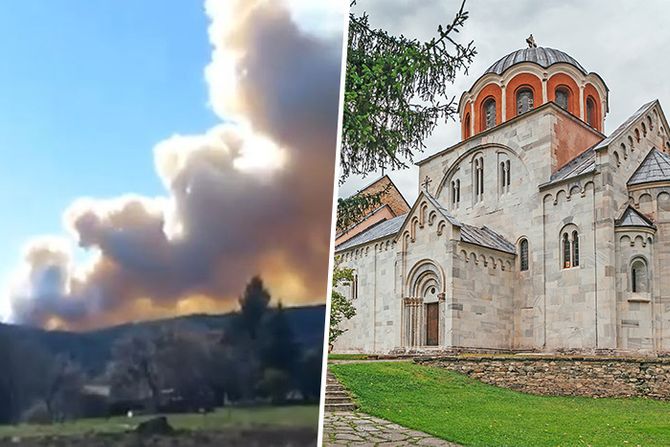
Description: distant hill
xmin=0 ymin=304 xmax=326 ymax=375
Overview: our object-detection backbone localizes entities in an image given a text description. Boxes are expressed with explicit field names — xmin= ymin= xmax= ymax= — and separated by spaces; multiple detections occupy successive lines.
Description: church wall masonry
xmin=336 ymin=237 xmax=399 ymax=354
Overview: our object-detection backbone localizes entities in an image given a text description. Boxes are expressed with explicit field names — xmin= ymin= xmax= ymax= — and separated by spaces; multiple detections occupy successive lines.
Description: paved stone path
xmin=322 ymin=411 xmax=461 ymax=446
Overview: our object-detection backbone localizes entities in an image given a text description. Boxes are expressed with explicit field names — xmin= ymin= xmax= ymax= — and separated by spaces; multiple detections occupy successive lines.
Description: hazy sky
xmin=0 ymin=0 xmax=345 ymax=328
xmin=340 ymin=0 xmax=670 ymax=201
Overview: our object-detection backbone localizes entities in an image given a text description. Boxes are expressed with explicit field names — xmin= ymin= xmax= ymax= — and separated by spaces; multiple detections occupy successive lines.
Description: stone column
xmin=501 ymin=83 xmax=507 ymax=122
xmin=541 ymin=74 xmax=548 ymax=104
xmin=438 ymin=292 xmax=446 ymax=347
xmin=469 ymin=101 xmax=475 ymax=136
xmin=579 ymin=84 xmax=585 ymax=120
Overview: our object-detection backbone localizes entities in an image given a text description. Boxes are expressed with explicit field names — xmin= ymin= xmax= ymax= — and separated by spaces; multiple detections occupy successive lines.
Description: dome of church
xmin=484 ymin=47 xmax=587 ymax=76
xmin=458 ymin=40 xmax=608 ymax=140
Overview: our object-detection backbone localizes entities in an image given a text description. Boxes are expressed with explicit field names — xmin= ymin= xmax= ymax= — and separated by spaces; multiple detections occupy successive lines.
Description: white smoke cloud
xmin=4 ymin=0 xmax=343 ymax=330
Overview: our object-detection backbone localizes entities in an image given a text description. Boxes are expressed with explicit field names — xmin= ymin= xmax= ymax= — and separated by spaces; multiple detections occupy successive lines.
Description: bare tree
xmin=109 ymin=332 xmax=162 ymax=412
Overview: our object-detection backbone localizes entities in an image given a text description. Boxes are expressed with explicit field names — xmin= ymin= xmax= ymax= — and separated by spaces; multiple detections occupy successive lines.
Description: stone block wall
xmin=418 ymin=355 xmax=670 ymax=400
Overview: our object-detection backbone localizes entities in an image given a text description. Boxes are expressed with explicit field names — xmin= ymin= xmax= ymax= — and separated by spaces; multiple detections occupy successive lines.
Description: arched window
xmin=635 ymin=128 xmax=641 ymax=142
xmin=631 ymin=258 xmax=648 ymax=293
xmin=499 ymin=159 xmax=511 ymax=194
xmin=613 ymin=151 xmax=620 ymax=167
xmin=620 ymin=142 xmax=627 ymax=159
xmin=586 ymin=97 xmax=596 ymax=128
xmin=642 ymin=122 xmax=647 ymax=137
xmin=519 ymin=238 xmax=529 ymax=272
xmin=474 ymin=156 xmax=484 ymax=201
xmin=350 ymin=273 xmax=358 ymax=300
xmin=647 ymin=115 xmax=654 ymax=131
xmin=555 ymin=87 xmax=569 ymax=111
xmin=483 ymin=98 xmax=496 ymax=130
xmin=628 ymin=135 xmax=635 ymax=150
xmin=572 ymin=230 xmax=579 ymax=267
xmin=464 ymin=113 xmax=471 ymax=139
xmin=562 ymin=233 xmax=571 ymax=269
xmin=456 ymin=179 xmax=460 ymax=204
xmin=451 ymin=179 xmax=461 ymax=206
xmin=516 ymin=88 xmax=534 ymax=115
xmin=561 ymin=226 xmax=580 ymax=269
xmin=505 ymin=160 xmax=511 ymax=187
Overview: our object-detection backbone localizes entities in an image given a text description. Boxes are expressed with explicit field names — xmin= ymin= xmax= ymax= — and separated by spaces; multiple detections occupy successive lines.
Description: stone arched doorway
xmin=403 ymin=260 xmax=445 ymax=347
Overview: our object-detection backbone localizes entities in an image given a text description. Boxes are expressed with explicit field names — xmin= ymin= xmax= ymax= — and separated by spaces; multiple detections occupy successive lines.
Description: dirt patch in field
xmin=0 ymin=428 xmax=317 ymax=446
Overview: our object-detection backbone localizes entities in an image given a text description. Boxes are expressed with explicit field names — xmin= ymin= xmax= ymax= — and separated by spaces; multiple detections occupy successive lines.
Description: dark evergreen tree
xmin=238 ymin=276 xmax=271 ymax=340
xmin=259 ymin=302 xmax=298 ymax=374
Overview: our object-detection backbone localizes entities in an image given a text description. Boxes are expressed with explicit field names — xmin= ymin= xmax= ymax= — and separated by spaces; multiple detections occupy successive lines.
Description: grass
xmin=0 ymin=405 xmax=318 ymax=439
xmin=330 ymin=362 xmax=670 ymax=447
xmin=328 ymin=353 xmax=369 ymax=361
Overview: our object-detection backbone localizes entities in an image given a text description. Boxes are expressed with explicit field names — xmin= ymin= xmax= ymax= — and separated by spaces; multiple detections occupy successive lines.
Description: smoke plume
xmin=6 ymin=0 xmax=342 ymax=330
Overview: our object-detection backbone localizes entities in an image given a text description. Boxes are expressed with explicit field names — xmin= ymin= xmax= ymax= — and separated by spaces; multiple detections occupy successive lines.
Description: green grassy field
xmin=0 ymin=405 xmax=318 ymax=439
xmin=330 ymin=362 xmax=670 ymax=447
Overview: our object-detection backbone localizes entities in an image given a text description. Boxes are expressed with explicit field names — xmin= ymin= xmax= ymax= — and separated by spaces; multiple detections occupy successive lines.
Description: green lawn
xmin=330 ymin=362 xmax=670 ymax=447
xmin=0 ymin=405 xmax=318 ymax=439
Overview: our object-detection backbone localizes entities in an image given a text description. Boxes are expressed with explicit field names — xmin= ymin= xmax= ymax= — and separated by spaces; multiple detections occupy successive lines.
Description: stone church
xmin=334 ymin=44 xmax=670 ymax=355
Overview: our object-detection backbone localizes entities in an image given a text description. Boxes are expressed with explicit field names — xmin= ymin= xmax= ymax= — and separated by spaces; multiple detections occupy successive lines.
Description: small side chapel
xmin=334 ymin=42 xmax=670 ymax=355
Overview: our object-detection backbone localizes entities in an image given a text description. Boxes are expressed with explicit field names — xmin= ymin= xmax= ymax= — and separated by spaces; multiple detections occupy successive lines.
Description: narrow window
xmin=620 ymin=142 xmax=627 ymax=159
xmin=628 ymin=135 xmax=635 ymax=150
xmin=647 ymin=115 xmax=653 ymax=131
xmin=572 ymin=231 xmax=579 ymax=267
xmin=613 ymin=151 xmax=620 ymax=167
xmin=351 ymin=274 xmax=358 ymax=300
xmin=478 ymin=159 xmax=484 ymax=198
xmin=464 ymin=113 xmax=471 ymax=139
xmin=500 ymin=161 xmax=506 ymax=190
xmin=555 ymin=88 xmax=569 ymax=111
xmin=635 ymin=128 xmax=641 ymax=142
xmin=642 ymin=122 xmax=647 ymax=137
xmin=516 ymin=88 xmax=534 ymax=115
xmin=505 ymin=160 xmax=511 ymax=187
xmin=474 ymin=157 xmax=484 ymax=201
xmin=586 ymin=97 xmax=596 ymax=128
xmin=483 ymin=98 xmax=496 ymax=130
xmin=631 ymin=259 xmax=648 ymax=293
xmin=520 ymin=239 xmax=529 ymax=271
xmin=455 ymin=179 xmax=460 ymax=204
xmin=474 ymin=159 xmax=480 ymax=197
xmin=451 ymin=181 xmax=456 ymax=204
xmin=562 ymin=233 xmax=571 ymax=269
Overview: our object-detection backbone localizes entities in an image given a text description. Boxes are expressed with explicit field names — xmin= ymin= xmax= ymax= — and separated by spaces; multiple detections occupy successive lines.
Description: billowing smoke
xmin=6 ymin=0 xmax=343 ymax=330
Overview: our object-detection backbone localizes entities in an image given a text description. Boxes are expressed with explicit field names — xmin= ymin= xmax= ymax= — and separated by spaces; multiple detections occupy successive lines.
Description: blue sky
xmin=0 ymin=1 xmax=220 ymax=290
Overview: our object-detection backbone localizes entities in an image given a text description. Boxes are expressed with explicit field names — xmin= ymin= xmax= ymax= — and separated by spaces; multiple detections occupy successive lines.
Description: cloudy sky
xmin=340 ymin=0 xmax=670 ymax=201
xmin=0 ymin=0 xmax=345 ymax=330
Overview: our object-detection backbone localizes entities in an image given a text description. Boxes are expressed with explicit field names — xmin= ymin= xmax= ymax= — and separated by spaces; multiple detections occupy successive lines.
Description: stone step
xmin=324 ymin=402 xmax=357 ymax=412
xmin=327 ymin=390 xmax=349 ymax=397
xmin=325 ymin=398 xmax=352 ymax=405
xmin=326 ymin=395 xmax=351 ymax=403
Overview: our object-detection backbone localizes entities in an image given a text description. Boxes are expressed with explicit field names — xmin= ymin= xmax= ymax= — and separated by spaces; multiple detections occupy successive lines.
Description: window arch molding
xmin=586 ymin=96 xmax=597 ymax=128
xmin=559 ymin=223 xmax=581 ymax=269
xmin=630 ymin=256 xmax=650 ymax=293
xmin=463 ymin=112 xmax=472 ymax=139
xmin=515 ymin=85 xmax=535 ymax=115
xmin=554 ymin=86 xmax=571 ymax=112
xmin=481 ymin=96 xmax=497 ymax=130
xmin=434 ymin=144 xmax=529 ymax=200
xmin=472 ymin=153 xmax=485 ymax=202
xmin=518 ymin=237 xmax=529 ymax=272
